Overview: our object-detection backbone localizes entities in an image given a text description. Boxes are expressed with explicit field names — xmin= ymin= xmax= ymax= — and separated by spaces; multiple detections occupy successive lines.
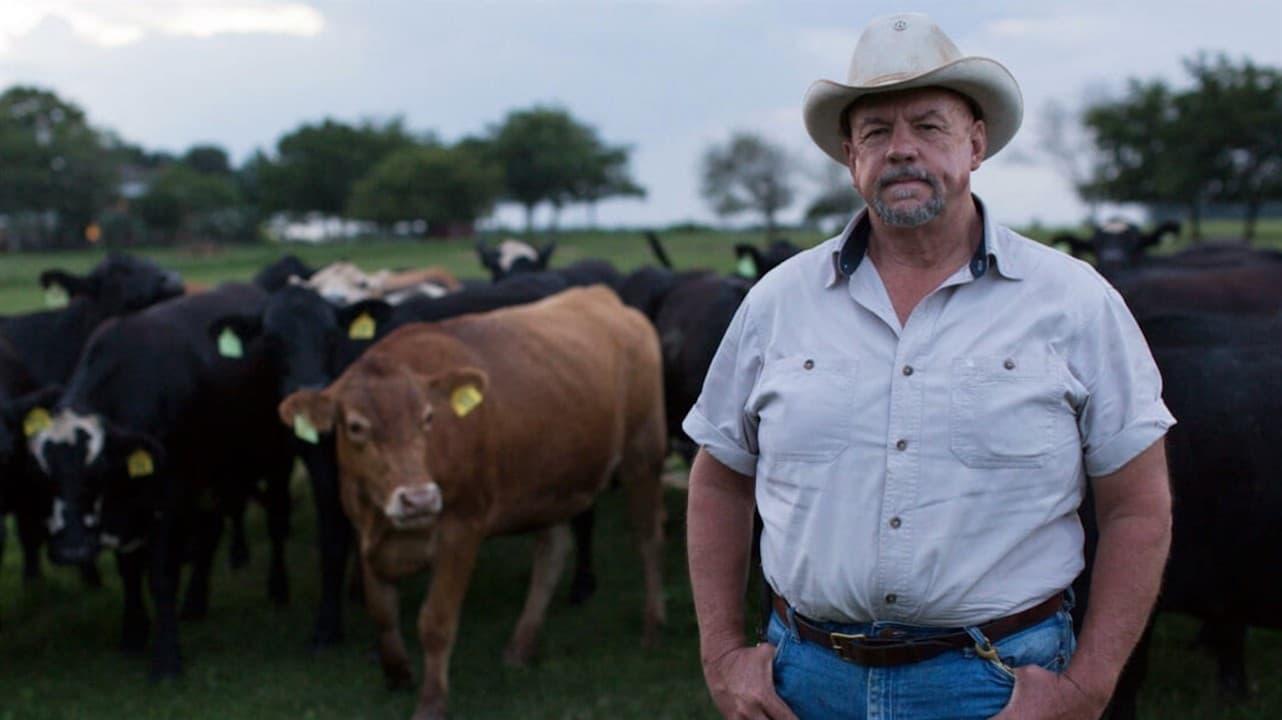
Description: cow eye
xmin=421 ymin=407 xmax=434 ymax=430
xmin=346 ymin=418 xmax=370 ymax=440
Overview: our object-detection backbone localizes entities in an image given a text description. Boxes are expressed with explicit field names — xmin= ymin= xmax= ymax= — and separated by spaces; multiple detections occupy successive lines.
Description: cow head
xmin=210 ymin=285 xmax=349 ymax=398
xmin=1052 ymin=220 xmax=1182 ymax=277
xmin=27 ymin=406 xmax=164 ymax=564
xmin=299 ymin=262 xmax=383 ymax=305
xmin=733 ymin=239 xmax=801 ymax=280
xmin=476 ymin=238 xmax=556 ymax=281
xmin=40 ymin=252 xmax=184 ymax=313
xmin=253 ymin=254 xmax=316 ymax=293
xmin=279 ymin=362 xmax=488 ymax=531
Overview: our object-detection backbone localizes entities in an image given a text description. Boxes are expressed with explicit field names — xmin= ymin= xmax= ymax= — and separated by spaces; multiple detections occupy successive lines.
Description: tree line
xmin=0 ymin=87 xmax=643 ymax=250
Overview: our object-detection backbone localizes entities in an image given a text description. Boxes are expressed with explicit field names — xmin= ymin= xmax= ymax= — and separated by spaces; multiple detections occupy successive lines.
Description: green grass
xmin=2 ymin=226 xmax=1281 ymax=719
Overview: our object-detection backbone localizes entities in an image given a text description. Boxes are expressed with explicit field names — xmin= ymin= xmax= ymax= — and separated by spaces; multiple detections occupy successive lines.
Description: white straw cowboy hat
xmin=803 ymin=13 xmax=1023 ymax=164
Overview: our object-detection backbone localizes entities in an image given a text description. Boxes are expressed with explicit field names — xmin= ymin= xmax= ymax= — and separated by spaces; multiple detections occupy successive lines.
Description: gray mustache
xmin=876 ymin=167 xmax=939 ymax=192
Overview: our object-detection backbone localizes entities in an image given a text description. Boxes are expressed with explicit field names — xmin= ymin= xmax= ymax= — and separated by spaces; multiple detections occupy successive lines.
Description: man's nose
xmin=886 ymin=122 xmax=919 ymax=162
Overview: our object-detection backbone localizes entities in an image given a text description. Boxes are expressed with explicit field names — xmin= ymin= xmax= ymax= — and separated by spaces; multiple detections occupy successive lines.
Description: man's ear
xmin=208 ymin=314 xmax=263 ymax=359
xmin=335 ymin=300 xmax=393 ymax=342
xmin=279 ymin=390 xmax=337 ymax=435
xmin=969 ymin=119 xmax=987 ymax=170
xmin=420 ymin=367 xmax=490 ymax=420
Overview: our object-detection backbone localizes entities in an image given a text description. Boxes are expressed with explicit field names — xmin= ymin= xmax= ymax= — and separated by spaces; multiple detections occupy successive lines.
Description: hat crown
xmin=848 ymin=13 xmax=962 ymax=87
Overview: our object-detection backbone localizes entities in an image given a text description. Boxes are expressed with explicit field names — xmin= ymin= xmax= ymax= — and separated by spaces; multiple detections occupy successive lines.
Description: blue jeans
xmin=766 ymin=604 xmax=1077 ymax=720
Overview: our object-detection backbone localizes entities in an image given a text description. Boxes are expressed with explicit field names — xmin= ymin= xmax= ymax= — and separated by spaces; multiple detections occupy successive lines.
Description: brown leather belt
xmin=771 ymin=592 xmax=1064 ymax=667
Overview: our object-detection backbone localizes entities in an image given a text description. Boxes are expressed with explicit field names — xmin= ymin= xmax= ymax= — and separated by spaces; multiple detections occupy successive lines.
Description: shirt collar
xmin=825 ymin=196 xmax=1023 ymax=288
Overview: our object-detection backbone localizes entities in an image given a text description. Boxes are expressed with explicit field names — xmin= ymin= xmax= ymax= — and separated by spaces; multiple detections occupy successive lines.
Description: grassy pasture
xmin=1 ymin=223 xmax=1281 ymax=719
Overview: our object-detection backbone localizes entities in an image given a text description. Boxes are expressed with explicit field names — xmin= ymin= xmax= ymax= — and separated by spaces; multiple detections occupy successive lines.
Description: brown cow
xmin=278 ymin=286 xmax=666 ymax=720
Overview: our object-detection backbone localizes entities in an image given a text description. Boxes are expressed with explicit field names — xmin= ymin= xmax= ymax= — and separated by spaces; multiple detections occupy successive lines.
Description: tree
xmin=256 ymin=118 xmax=419 ymax=216
xmin=0 ymin=86 xmax=117 ymax=247
xmin=1082 ymin=55 xmax=1281 ymax=240
xmin=1038 ymin=98 xmax=1102 ymax=222
xmin=346 ymin=144 xmax=503 ymax=235
xmin=488 ymin=106 xmax=602 ymax=233
xmin=570 ymin=144 xmax=646 ymax=228
xmin=182 ymin=144 xmax=232 ymax=175
xmin=134 ymin=163 xmax=244 ymax=242
xmin=700 ymin=132 xmax=795 ymax=237
xmin=803 ymin=157 xmax=864 ymax=234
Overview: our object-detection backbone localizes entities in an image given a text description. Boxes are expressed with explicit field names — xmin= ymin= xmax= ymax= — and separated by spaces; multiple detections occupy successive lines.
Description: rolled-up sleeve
xmin=1071 ymin=284 xmax=1176 ymax=477
xmin=681 ymin=299 xmax=762 ymax=476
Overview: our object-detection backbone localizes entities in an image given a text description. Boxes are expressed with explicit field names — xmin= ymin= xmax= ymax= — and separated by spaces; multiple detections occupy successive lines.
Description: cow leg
xmin=302 ymin=441 xmax=351 ymax=649
xmin=414 ymin=528 xmax=483 ymax=720
xmin=78 ymin=558 xmax=103 ymax=588
xmin=567 ymin=509 xmax=596 ymax=605
xmin=1210 ymin=622 xmax=1249 ymax=700
xmin=149 ymin=514 xmax=186 ymax=680
xmin=180 ymin=509 xmax=221 ymax=621
xmin=363 ymin=561 xmax=413 ymax=691
xmin=263 ymin=466 xmax=292 ymax=606
xmin=620 ymin=450 xmax=667 ymax=647
xmin=503 ymin=523 xmax=572 ymax=666
xmin=15 ymin=496 xmax=45 ymax=582
xmin=228 ymin=499 xmax=250 ymax=570
xmin=117 ymin=548 xmax=150 ymax=653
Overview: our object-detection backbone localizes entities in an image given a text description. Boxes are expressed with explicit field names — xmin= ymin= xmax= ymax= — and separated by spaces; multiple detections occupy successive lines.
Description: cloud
xmin=0 ymin=1 xmax=324 ymax=53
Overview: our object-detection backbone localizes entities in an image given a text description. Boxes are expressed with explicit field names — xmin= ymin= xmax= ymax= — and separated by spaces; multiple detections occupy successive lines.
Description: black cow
xmin=733 ymin=239 xmax=803 ymax=280
xmin=476 ymin=238 xmax=557 ymax=281
xmin=1052 ymin=220 xmax=1181 ymax=278
xmin=1074 ymin=313 xmax=1282 ymax=719
xmin=0 ymin=253 xmax=184 ymax=583
xmin=207 ymin=271 xmax=580 ymax=647
xmin=1116 ymin=262 xmax=1282 ymax=320
xmin=25 ymin=283 xmax=294 ymax=679
xmin=253 ymin=254 xmax=316 ymax=293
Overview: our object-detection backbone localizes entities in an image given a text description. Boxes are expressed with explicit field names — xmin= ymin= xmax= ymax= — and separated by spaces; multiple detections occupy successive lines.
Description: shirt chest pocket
xmin=754 ymin=355 xmax=858 ymax=463
xmin=949 ymin=354 xmax=1075 ymax=469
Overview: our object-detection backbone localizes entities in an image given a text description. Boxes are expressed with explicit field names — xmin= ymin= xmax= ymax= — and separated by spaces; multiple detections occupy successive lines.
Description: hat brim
xmin=803 ymin=56 xmax=1023 ymax=164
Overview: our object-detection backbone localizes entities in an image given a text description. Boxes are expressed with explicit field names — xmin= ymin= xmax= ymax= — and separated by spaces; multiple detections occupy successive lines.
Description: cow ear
xmin=105 ymin=425 xmax=165 ymax=478
xmin=537 ymin=240 xmax=557 ymax=268
xmin=3 ymin=384 xmax=64 ymax=438
xmin=279 ymin=390 xmax=337 ymax=437
xmin=421 ymin=367 xmax=489 ymax=420
xmin=208 ymin=314 xmax=262 ymax=359
xmin=39 ymin=269 xmax=93 ymax=301
xmin=475 ymin=239 xmax=500 ymax=274
xmin=1146 ymin=220 xmax=1181 ymax=247
xmin=336 ymin=300 xmax=392 ymax=342
xmin=733 ymin=244 xmax=762 ymax=279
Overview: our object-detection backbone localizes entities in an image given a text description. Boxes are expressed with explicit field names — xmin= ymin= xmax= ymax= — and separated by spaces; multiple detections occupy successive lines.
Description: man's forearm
xmin=1068 ymin=442 xmax=1173 ymax=707
xmin=687 ymin=449 xmax=758 ymax=664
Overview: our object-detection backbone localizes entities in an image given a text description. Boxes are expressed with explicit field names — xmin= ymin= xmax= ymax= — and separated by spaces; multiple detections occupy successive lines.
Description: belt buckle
xmin=829 ymin=630 xmax=866 ymax=652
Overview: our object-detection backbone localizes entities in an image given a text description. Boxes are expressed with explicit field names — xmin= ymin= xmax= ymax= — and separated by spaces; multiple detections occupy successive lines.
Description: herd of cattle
xmin=0 ymin=222 xmax=1278 ymax=719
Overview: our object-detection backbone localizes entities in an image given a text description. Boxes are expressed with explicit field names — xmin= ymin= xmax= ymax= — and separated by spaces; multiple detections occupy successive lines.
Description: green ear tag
xmin=45 ymin=285 xmax=69 ymax=308
xmin=23 ymin=407 xmax=52 ymax=438
xmin=736 ymin=256 xmax=758 ymax=279
xmin=218 ymin=327 xmax=244 ymax=359
xmin=293 ymin=413 xmax=319 ymax=444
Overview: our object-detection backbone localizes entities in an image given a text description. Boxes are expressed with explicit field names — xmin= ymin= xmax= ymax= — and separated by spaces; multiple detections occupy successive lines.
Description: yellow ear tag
xmin=23 ymin=407 xmax=52 ymax=438
xmin=218 ymin=327 xmax=244 ymax=358
xmin=293 ymin=413 xmax=320 ymax=444
xmin=736 ymin=255 xmax=758 ymax=279
xmin=349 ymin=312 xmax=376 ymax=340
xmin=450 ymin=384 xmax=483 ymax=417
xmin=127 ymin=449 xmax=154 ymax=478
xmin=44 ymin=285 xmax=69 ymax=308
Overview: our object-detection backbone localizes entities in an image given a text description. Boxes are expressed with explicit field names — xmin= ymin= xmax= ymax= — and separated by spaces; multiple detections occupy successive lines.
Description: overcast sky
xmin=2 ymin=1 xmax=1279 ymax=230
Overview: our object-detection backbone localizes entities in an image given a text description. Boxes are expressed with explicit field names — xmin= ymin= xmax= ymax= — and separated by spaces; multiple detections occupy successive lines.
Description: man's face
xmin=842 ymin=87 xmax=986 ymax=228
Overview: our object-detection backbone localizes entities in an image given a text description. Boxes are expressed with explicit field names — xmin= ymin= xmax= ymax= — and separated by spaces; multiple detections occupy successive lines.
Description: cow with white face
xmin=300 ymin=261 xmax=461 ymax=305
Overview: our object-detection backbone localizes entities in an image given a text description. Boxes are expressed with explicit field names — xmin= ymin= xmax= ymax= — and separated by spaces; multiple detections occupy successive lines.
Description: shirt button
xmin=1003 ymin=358 xmax=1016 ymax=370
xmin=902 ymin=365 xmax=914 ymax=376
xmin=895 ymin=439 xmax=908 ymax=451
xmin=889 ymin=516 xmax=901 ymax=529
xmin=803 ymin=359 xmax=814 ymax=370
xmin=885 ymin=593 xmax=898 ymax=605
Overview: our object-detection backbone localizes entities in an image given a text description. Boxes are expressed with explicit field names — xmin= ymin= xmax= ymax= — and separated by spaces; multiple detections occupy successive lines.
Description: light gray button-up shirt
xmin=683 ymin=200 xmax=1175 ymax=626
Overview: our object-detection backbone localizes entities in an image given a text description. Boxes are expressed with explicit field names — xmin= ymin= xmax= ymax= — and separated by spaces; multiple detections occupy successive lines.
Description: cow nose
xmin=398 ymin=484 xmax=442 ymax=515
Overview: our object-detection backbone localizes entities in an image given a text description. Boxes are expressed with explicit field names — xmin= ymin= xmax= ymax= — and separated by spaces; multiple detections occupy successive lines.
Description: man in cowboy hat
xmin=684 ymin=12 xmax=1173 ymax=720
